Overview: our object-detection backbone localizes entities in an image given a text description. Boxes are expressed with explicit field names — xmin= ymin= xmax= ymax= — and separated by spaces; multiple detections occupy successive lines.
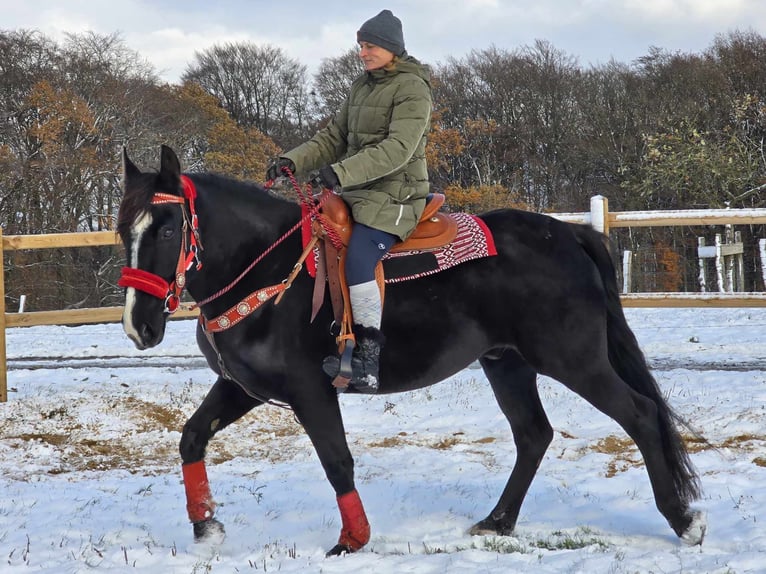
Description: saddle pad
xmin=381 ymin=213 xmax=497 ymax=283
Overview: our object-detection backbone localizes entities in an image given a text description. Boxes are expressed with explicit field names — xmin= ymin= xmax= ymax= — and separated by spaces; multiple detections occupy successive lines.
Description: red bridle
xmin=119 ymin=167 xmax=332 ymax=332
xmin=118 ymin=175 xmax=202 ymax=314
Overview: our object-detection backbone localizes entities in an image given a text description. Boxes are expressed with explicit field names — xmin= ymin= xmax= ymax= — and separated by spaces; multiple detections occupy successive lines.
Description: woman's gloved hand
xmin=309 ymin=165 xmax=341 ymax=190
xmin=266 ymin=157 xmax=296 ymax=181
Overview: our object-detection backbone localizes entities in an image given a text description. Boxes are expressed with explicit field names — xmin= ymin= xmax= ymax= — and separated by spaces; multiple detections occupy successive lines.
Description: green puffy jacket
xmin=284 ymin=55 xmax=432 ymax=240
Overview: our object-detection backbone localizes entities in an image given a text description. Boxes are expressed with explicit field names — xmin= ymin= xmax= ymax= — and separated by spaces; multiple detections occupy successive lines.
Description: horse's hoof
xmin=680 ymin=509 xmax=707 ymax=546
xmin=326 ymin=543 xmax=354 ymax=557
xmin=468 ymin=516 xmax=514 ymax=536
xmin=193 ymin=518 xmax=226 ymax=544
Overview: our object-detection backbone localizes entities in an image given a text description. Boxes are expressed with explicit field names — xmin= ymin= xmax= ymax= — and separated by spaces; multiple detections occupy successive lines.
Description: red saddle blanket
xmin=381 ymin=213 xmax=497 ymax=283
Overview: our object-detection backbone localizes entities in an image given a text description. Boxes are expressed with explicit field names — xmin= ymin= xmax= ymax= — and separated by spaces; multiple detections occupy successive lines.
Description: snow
xmin=1 ymin=308 xmax=766 ymax=573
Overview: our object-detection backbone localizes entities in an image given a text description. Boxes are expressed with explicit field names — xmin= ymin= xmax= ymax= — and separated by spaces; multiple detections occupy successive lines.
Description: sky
xmin=1 ymin=308 xmax=765 ymax=572
xmin=2 ymin=0 xmax=766 ymax=83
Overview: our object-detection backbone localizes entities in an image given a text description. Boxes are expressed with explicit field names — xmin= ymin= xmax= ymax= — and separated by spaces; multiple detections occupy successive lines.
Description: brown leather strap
xmin=274 ymin=234 xmax=319 ymax=305
xmin=311 ymin=243 xmax=327 ymax=323
xmin=336 ymin=248 xmax=356 ymax=352
xmin=324 ymin=242 xmax=345 ymax=327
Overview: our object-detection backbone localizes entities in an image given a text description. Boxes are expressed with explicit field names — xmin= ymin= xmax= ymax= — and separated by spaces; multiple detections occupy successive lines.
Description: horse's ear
xmin=122 ymin=147 xmax=141 ymax=185
xmin=159 ymin=145 xmax=181 ymax=186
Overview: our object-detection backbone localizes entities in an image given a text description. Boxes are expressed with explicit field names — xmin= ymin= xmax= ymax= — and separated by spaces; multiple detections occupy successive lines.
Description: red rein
xmin=120 ymin=170 xmax=328 ymax=332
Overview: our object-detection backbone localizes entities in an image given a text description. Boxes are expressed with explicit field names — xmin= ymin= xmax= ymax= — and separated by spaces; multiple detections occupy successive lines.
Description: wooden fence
xmin=0 ymin=229 xmax=197 ymax=402
xmin=2 ymin=195 xmax=766 ymax=401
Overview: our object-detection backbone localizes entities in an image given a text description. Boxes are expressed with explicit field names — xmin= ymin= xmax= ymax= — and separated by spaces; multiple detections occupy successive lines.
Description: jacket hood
xmin=367 ymin=54 xmax=431 ymax=87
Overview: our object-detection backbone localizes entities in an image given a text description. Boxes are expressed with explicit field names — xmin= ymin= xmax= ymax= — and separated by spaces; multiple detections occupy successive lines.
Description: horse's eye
xmin=160 ymin=226 xmax=175 ymax=240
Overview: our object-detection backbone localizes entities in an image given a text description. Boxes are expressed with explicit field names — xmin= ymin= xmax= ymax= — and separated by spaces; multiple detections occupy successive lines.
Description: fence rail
xmin=3 ymin=195 xmax=766 ymax=401
xmin=554 ymin=196 xmax=766 ymax=230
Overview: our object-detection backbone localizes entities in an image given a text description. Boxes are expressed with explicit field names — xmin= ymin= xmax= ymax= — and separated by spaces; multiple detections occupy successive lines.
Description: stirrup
xmin=324 ymin=342 xmax=354 ymax=393
xmin=322 ymin=352 xmax=379 ymax=395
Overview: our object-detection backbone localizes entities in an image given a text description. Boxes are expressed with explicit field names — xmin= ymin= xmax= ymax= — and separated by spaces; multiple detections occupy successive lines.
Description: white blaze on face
xmin=122 ymin=211 xmax=153 ymax=341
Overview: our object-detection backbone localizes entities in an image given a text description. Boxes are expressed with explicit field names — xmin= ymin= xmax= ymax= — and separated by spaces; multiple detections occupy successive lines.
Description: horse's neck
xmin=190 ymin=183 xmax=301 ymax=300
xmin=199 ymin=182 xmax=299 ymax=240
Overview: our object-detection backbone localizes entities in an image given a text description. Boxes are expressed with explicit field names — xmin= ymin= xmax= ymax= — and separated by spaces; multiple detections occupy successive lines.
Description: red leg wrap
xmin=337 ymin=490 xmax=370 ymax=550
xmin=182 ymin=461 xmax=216 ymax=523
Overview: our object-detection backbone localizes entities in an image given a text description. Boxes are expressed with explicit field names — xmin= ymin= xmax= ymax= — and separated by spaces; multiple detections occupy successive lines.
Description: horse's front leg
xmin=292 ymin=395 xmax=370 ymax=556
xmin=179 ymin=376 xmax=263 ymax=542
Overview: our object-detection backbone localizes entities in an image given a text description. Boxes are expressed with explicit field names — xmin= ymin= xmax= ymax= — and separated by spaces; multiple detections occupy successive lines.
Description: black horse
xmin=117 ymin=145 xmax=705 ymax=555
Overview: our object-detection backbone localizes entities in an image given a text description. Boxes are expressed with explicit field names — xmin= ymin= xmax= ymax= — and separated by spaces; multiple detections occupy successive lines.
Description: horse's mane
xmin=191 ymin=172 xmax=262 ymax=193
xmin=192 ymin=172 xmax=298 ymax=204
xmin=117 ymin=170 xmax=296 ymax=241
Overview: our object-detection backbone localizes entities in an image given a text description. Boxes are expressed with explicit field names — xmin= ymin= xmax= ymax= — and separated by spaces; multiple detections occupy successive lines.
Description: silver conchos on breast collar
xmin=201 ymin=284 xmax=286 ymax=332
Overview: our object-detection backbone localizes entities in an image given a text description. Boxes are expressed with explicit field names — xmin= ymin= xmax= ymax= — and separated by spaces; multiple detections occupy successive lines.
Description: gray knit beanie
xmin=357 ymin=9 xmax=405 ymax=56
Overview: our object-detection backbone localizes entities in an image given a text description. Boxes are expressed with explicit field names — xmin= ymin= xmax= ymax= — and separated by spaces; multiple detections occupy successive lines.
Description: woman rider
xmin=267 ymin=9 xmax=432 ymax=392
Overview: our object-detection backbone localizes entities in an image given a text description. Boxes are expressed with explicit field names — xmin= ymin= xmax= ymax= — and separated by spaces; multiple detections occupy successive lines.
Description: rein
xmin=195 ymin=169 xmax=319 ymax=309
xmin=119 ymin=170 xmax=331 ymax=330
xmin=198 ymin=169 xmax=333 ymax=332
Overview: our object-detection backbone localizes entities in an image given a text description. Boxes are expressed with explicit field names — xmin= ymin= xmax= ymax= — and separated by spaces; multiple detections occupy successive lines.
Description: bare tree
xmin=434 ymin=41 xmax=583 ymax=210
xmin=311 ymin=46 xmax=365 ymax=121
xmin=183 ymin=43 xmax=311 ymax=148
xmin=4 ymin=26 xmax=766 ymax=303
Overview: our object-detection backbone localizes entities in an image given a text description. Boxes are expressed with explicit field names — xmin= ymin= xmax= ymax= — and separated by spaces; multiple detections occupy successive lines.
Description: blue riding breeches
xmin=345 ymin=223 xmax=397 ymax=286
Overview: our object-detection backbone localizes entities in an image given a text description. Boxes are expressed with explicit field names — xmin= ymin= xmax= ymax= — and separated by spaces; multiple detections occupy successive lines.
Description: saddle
xmin=310 ymin=192 xmax=456 ymax=387
xmin=315 ymin=192 xmax=457 ymax=253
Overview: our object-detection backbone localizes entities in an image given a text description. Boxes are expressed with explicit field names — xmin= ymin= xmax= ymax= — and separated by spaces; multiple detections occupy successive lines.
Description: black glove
xmin=266 ymin=157 xmax=296 ymax=181
xmin=309 ymin=165 xmax=341 ymax=190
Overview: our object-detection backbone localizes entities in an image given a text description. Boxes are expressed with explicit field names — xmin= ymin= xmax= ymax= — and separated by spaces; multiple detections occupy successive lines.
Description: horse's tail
xmin=574 ymin=224 xmax=701 ymax=504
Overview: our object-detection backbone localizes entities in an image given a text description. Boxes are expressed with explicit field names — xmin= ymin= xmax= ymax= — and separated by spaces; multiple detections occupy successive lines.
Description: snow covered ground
xmin=1 ymin=307 xmax=765 ymax=573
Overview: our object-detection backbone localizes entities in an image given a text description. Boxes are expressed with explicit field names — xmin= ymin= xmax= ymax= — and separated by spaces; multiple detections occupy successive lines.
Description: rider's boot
xmin=323 ymin=281 xmax=384 ymax=393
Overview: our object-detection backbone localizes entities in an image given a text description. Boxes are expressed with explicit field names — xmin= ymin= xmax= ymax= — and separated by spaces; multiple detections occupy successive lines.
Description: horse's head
xmin=118 ymin=145 xmax=190 ymax=349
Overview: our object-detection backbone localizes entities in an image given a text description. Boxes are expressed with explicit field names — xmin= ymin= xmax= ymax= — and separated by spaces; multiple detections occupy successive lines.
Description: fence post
xmin=0 ymin=227 xmax=6 ymax=402
xmin=622 ymin=250 xmax=632 ymax=293
xmin=590 ymin=195 xmax=609 ymax=234
xmin=760 ymin=239 xmax=766 ymax=289
xmin=714 ymin=234 xmax=726 ymax=292
xmin=697 ymin=237 xmax=707 ymax=292
xmin=735 ymin=230 xmax=745 ymax=291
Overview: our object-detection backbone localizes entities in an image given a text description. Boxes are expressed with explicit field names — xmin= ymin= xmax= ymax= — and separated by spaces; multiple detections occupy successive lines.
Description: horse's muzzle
xmin=122 ymin=309 xmax=166 ymax=350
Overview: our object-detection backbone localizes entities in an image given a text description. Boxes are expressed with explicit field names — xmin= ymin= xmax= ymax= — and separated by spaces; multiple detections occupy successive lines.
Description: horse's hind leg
xmin=557 ymin=362 xmax=704 ymax=543
xmin=179 ymin=376 xmax=263 ymax=541
xmin=470 ymin=350 xmax=553 ymax=536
